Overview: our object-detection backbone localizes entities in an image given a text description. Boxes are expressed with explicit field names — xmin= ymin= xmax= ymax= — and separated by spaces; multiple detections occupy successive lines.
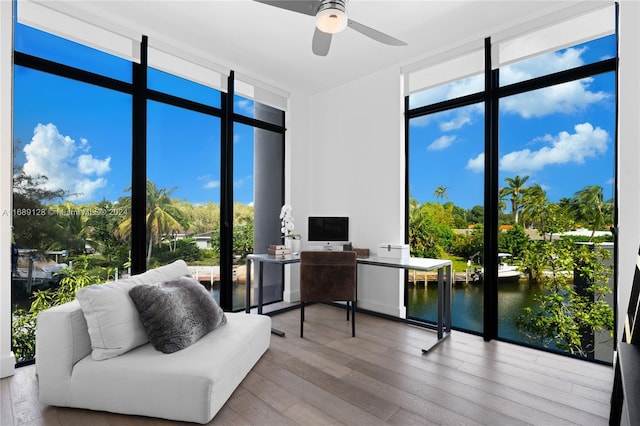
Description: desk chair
xmin=299 ymin=250 xmax=357 ymax=338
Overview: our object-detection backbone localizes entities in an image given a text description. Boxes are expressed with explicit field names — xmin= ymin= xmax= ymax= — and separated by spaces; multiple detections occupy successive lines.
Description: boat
xmin=471 ymin=253 xmax=522 ymax=283
xmin=496 ymin=253 xmax=521 ymax=282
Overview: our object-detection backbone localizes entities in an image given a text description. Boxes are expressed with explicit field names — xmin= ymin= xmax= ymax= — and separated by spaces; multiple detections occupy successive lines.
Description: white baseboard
xmin=1 ymin=352 xmax=15 ymax=378
xmin=284 ymin=290 xmax=300 ymax=303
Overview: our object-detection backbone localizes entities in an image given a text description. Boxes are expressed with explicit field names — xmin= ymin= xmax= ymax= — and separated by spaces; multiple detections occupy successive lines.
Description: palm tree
xmin=433 ymin=185 xmax=448 ymax=201
xmin=574 ymin=185 xmax=605 ymax=242
xmin=520 ymin=184 xmax=547 ymax=230
xmin=116 ymin=180 xmax=183 ymax=261
xmin=499 ymin=175 xmax=529 ymax=224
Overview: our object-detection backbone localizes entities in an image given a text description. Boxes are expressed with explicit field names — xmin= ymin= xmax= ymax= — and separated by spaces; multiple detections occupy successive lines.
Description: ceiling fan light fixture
xmin=316 ymin=0 xmax=348 ymax=34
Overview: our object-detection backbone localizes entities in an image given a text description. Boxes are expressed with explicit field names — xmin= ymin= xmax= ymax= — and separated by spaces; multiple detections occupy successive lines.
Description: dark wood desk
xmin=245 ymin=253 xmax=452 ymax=352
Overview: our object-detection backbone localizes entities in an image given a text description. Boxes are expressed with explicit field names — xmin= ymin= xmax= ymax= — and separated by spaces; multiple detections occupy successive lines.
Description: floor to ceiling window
xmin=407 ymin=97 xmax=485 ymax=334
xmin=405 ymin=7 xmax=617 ymax=362
xmin=12 ymin=24 xmax=133 ymax=364
xmin=496 ymin=35 xmax=616 ymax=362
xmin=11 ymin=16 xmax=286 ymax=364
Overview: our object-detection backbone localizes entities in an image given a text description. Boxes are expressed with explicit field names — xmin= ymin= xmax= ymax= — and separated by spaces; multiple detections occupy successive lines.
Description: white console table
xmin=245 ymin=254 xmax=452 ymax=353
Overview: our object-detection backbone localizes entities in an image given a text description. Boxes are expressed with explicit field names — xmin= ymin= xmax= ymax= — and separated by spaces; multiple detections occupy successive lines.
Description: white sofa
xmin=35 ymin=260 xmax=271 ymax=424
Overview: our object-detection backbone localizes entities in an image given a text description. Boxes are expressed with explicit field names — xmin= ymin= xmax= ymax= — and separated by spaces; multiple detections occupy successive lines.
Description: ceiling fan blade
xmin=312 ymin=28 xmax=332 ymax=56
xmin=347 ymin=19 xmax=407 ymax=46
xmin=253 ymin=1 xmax=320 ymax=17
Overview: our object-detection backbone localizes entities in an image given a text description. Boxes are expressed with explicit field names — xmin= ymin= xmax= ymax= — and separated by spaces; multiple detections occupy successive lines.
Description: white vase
xmin=285 ymin=237 xmax=301 ymax=254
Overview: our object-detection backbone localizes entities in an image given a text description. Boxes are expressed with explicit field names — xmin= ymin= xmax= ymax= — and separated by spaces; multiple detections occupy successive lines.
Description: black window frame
xmin=404 ymin=34 xmax=619 ymax=355
xmin=13 ymin=34 xmax=286 ymax=313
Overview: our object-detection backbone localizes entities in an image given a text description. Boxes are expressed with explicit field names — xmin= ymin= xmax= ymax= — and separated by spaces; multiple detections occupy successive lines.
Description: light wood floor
xmin=2 ymin=304 xmax=614 ymax=425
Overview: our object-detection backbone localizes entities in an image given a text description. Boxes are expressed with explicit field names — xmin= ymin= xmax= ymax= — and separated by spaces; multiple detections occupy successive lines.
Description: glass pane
xmin=148 ymin=67 xmax=221 ymax=108
xmin=498 ymin=72 xmax=615 ymax=362
xmin=12 ymin=66 xmax=132 ymax=363
xmin=500 ymin=34 xmax=616 ymax=86
xmin=234 ymin=94 xmax=284 ymax=125
xmin=233 ymin=122 xmax=285 ymax=311
xmin=407 ymin=102 xmax=485 ymax=333
xmin=14 ymin=23 xmax=132 ymax=82
xmin=146 ymin=101 xmax=221 ymax=302
xmin=232 ymin=122 xmax=255 ymax=311
xmin=234 ymin=101 xmax=285 ymax=311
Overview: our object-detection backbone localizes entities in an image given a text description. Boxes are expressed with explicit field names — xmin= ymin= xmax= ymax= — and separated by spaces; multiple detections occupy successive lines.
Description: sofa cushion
xmin=129 ymin=276 xmax=227 ymax=354
xmin=67 ymin=312 xmax=271 ymax=424
xmin=76 ymin=260 xmax=190 ymax=360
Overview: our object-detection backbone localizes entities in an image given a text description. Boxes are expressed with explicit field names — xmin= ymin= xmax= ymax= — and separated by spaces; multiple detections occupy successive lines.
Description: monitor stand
xmin=307 ymin=242 xmax=352 ymax=251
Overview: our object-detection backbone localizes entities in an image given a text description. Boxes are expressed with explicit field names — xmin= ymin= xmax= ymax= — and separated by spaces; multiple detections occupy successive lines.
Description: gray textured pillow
xmin=129 ymin=276 xmax=227 ymax=354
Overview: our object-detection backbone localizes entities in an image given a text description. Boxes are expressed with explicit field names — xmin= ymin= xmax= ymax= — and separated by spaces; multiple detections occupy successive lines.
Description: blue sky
xmin=13 ymin=22 xmax=257 ymax=206
xmin=13 ymin=22 xmax=616 ymax=211
xmin=409 ymin=35 xmax=616 ymax=209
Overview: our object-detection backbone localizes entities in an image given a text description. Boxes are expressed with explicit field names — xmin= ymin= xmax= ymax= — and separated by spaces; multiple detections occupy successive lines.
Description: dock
xmin=408 ymin=270 xmax=477 ymax=285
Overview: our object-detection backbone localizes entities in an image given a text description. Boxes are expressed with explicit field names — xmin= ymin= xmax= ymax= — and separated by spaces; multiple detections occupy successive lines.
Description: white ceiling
xmin=36 ymin=0 xmax=596 ymax=95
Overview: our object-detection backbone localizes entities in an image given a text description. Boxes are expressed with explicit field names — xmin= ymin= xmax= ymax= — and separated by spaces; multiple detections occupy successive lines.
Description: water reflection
xmin=408 ymin=279 xmax=613 ymax=362
xmin=407 ymin=279 xmax=543 ymax=341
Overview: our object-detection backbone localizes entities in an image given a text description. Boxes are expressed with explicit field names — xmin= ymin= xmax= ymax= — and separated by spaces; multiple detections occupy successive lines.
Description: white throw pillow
xmin=76 ymin=260 xmax=191 ymax=360
xmin=76 ymin=278 xmax=147 ymax=360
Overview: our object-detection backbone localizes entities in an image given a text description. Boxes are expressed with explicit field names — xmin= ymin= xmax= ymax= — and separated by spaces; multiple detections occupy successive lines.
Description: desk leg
xmin=437 ymin=267 xmax=444 ymax=340
xmin=258 ymin=262 xmax=264 ymax=314
xmin=245 ymin=259 xmax=252 ymax=314
xmin=445 ymin=265 xmax=452 ymax=334
xmin=254 ymin=260 xmax=285 ymax=337
xmin=422 ymin=265 xmax=451 ymax=354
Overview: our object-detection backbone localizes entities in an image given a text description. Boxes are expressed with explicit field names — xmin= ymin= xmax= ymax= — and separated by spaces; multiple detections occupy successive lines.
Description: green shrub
xmin=517 ymin=241 xmax=613 ymax=356
xmin=11 ymin=256 xmax=103 ymax=362
xmin=152 ymin=238 xmax=202 ymax=264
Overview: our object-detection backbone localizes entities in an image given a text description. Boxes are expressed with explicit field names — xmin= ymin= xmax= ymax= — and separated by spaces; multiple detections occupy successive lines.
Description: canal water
xmin=408 ymin=278 xmax=614 ymax=362
xmin=408 ymin=279 xmax=547 ymax=342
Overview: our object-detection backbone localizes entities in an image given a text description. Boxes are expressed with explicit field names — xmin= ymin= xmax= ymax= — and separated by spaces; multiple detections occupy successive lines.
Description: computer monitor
xmin=307 ymin=216 xmax=349 ymax=242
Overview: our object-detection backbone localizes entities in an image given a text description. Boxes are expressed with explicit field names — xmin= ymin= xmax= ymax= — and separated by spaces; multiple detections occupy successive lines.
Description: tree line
xmin=409 ymin=176 xmax=613 ymax=260
xmin=12 ymin=175 xmax=253 ymax=269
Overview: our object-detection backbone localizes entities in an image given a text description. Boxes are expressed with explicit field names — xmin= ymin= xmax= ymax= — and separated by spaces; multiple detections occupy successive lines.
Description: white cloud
xmin=501 ymin=47 xmax=609 ymax=118
xmin=204 ymin=180 xmax=220 ymax=189
xmin=501 ymin=78 xmax=608 ymax=118
xmin=77 ymin=154 xmax=110 ymax=175
xmin=234 ymin=99 xmax=254 ymax=116
xmin=500 ymin=122 xmax=609 ymax=173
xmin=428 ymin=135 xmax=457 ymax=151
xmin=411 ymin=47 xmax=609 ymax=125
xmin=22 ymin=123 xmax=111 ymax=201
xmin=466 ymin=153 xmax=484 ymax=173
xmin=439 ymin=114 xmax=471 ymax=132
xmin=234 ymin=175 xmax=252 ymax=188
xmin=501 ymin=47 xmax=586 ymax=86
xmin=198 ymin=174 xmax=219 ymax=190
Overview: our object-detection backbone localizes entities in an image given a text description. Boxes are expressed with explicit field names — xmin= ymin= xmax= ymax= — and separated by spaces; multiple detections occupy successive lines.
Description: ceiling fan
xmin=254 ymin=0 xmax=407 ymax=56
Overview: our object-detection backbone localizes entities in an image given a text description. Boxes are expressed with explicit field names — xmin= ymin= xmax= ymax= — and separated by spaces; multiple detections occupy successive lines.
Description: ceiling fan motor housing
xmin=316 ymin=0 xmax=348 ymax=34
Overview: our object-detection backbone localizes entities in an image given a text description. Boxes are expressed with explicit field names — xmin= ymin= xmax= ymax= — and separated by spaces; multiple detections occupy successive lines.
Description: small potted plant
xmin=280 ymin=204 xmax=301 ymax=254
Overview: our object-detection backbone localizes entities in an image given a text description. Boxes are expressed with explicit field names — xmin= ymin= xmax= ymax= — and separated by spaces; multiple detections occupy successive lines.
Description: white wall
xmin=288 ymin=67 xmax=407 ymax=317
xmin=616 ymin=0 xmax=640 ymax=342
xmin=1 ymin=0 xmax=16 ymax=378
xmin=281 ymin=91 xmax=311 ymax=303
